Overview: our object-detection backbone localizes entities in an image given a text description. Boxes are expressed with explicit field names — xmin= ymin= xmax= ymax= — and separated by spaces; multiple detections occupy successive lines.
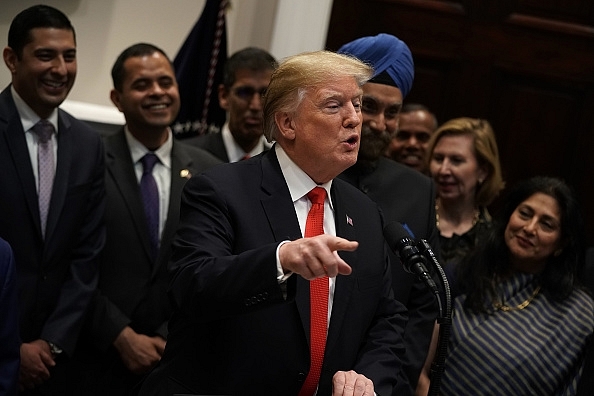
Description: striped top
xmin=441 ymin=272 xmax=594 ymax=395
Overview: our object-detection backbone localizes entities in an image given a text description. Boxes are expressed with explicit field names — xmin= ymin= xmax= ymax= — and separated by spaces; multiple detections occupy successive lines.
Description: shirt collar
xmin=275 ymin=144 xmax=333 ymax=208
xmin=222 ymin=122 xmax=272 ymax=162
xmin=12 ymin=85 xmax=59 ymax=133
xmin=124 ymin=126 xmax=173 ymax=168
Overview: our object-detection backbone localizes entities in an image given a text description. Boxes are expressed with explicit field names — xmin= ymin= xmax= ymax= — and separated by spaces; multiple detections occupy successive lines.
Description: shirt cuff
xmin=276 ymin=240 xmax=293 ymax=283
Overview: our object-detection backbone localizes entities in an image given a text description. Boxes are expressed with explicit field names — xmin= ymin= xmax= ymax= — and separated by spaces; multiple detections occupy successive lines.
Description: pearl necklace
xmin=435 ymin=198 xmax=479 ymax=231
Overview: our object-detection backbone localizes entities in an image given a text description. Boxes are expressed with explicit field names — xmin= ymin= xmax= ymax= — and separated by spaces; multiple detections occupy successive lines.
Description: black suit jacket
xmin=181 ymin=131 xmax=229 ymax=162
xmin=89 ymin=129 xmax=222 ymax=347
xmin=339 ymin=157 xmax=440 ymax=391
xmin=72 ymin=130 xmax=222 ymax=394
xmin=0 ymin=85 xmax=105 ymax=356
xmin=139 ymin=147 xmax=408 ymax=396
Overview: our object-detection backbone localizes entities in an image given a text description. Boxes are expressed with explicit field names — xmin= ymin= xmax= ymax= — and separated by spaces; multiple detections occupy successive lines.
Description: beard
xmin=358 ymin=124 xmax=392 ymax=163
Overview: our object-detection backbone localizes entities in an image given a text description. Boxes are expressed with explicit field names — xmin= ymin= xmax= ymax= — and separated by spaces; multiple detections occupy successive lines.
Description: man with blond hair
xmin=139 ymin=50 xmax=408 ymax=396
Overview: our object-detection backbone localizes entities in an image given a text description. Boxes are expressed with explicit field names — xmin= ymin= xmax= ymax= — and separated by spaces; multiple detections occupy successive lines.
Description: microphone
xmin=383 ymin=221 xmax=438 ymax=293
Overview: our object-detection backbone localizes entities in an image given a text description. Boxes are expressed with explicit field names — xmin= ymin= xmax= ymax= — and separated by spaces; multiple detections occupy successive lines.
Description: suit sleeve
xmin=88 ymin=290 xmax=133 ymax=351
xmin=41 ymin=131 xmax=106 ymax=356
xmin=0 ymin=239 xmax=19 ymax=395
xmin=353 ymin=247 xmax=410 ymax=396
xmin=168 ymin=172 xmax=288 ymax=321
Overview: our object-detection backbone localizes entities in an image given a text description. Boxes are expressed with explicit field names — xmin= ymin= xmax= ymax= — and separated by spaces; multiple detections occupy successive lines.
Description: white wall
xmin=0 ymin=0 xmax=333 ymax=122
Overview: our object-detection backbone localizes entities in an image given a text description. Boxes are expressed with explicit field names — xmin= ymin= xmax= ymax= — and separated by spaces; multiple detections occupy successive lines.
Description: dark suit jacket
xmin=72 ymin=130 xmax=222 ymax=394
xmin=138 ymin=147 xmax=408 ymax=396
xmin=0 ymin=86 xmax=105 ymax=358
xmin=0 ymin=237 xmax=19 ymax=396
xmin=339 ymin=157 xmax=440 ymax=392
xmin=181 ymin=131 xmax=229 ymax=162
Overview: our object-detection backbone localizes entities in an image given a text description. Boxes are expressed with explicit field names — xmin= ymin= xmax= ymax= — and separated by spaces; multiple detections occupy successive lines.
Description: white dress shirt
xmin=275 ymin=144 xmax=336 ymax=324
xmin=221 ymin=122 xmax=272 ymax=162
xmin=12 ymin=86 xmax=59 ymax=192
xmin=125 ymin=127 xmax=173 ymax=244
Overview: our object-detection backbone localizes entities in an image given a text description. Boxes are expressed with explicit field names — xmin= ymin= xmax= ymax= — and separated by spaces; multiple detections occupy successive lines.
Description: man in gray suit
xmin=72 ymin=43 xmax=221 ymax=396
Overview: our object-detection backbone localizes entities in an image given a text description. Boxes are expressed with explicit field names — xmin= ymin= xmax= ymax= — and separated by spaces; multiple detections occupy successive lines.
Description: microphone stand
xmin=417 ymin=239 xmax=451 ymax=396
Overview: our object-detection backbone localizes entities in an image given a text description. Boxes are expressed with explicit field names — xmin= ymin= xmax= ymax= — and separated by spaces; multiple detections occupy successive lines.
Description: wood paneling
xmin=327 ymin=0 xmax=594 ymax=245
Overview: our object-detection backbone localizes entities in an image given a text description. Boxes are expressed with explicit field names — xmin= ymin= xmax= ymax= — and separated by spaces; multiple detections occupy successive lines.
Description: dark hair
xmin=458 ymin=176 xmax=585 ymax=313
xmin=401 ymin=103 xmax=438 ymax=128
xmin=111 ymin=43 xmax=172 ymax=92
xmin=8 ymin=5 xmax=75 ymax=59
xmin=222 ymin=47 xmax=278 ymax=89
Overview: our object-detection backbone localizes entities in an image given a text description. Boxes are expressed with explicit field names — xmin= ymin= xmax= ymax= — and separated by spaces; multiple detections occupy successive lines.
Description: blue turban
xmin=337 ymin=33 xmax=414 ymax=98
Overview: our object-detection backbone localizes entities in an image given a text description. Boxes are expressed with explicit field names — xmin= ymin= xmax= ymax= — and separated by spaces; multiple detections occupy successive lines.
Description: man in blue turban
xmin=338 ymin=34 xmax=440 ymax=395
xmin=338 ymin=33 xmax=414 ymax=97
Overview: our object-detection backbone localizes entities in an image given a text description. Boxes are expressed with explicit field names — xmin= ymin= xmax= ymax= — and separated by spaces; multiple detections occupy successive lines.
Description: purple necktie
xmin=33 ymin=120 xmax=55 ymax=239
xmin=140 ymin=153 xmax=160 ymax=259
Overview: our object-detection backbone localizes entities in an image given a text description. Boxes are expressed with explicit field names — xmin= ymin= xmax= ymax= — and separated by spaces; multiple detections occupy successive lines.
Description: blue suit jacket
xmin=0 ymin=237 xmax=19 ymax=395
xmin=139 ymin=146 xmax=408 ymax=396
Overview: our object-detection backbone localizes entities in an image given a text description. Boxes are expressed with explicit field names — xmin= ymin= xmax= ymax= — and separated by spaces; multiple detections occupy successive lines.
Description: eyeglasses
xmin=232 ymin=86 xmax=267 ymax=102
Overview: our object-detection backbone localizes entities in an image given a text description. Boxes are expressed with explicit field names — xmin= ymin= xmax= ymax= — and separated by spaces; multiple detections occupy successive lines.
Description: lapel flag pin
xmin=346 ymin=214 xmax=353 ymax=226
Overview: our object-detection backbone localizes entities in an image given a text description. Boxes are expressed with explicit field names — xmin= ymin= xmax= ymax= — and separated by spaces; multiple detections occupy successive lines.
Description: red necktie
xmin=299 ymin=186 xmax=328 ymax=396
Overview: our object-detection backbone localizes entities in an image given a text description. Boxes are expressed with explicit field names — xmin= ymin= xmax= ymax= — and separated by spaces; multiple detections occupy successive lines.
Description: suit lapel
xmin=209 ymin=132 xmax=230 ymax=162
xmin=325 ymin=182 xmax=358 ymax=353
xmin=154 ymin=141 xmax=192 ymax=276
xmin=259 ymin=150 xmax=302 ymax=243
xmin=45 ymin=111 xmax=72 ymax=242
xmin=0 ymin=89 xmax=42 ymax=239
xmin=105 ymin=131 xmax=154 ymax=262
xmin=258 ymin=149 xmax=311 ymax=336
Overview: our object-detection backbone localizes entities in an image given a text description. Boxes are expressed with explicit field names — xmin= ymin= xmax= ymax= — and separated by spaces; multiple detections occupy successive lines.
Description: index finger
xmin=328 ymin=237 xmax=358 ymax=253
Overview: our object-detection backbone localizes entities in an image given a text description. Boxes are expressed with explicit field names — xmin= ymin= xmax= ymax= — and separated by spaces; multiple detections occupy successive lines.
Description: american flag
xmin=346 ymin=215 xmax=353 ymax=226
xmin=172 ymin=0 xmax=229 ymax=139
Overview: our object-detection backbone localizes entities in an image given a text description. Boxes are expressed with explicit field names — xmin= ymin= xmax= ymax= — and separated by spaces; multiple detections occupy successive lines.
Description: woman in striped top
xmin=440 ymin=176 xmax=594 ymax=395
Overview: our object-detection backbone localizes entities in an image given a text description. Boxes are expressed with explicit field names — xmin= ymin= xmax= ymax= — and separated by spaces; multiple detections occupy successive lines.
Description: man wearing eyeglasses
xmin=184 ymin=47 xmax=277 ymax=162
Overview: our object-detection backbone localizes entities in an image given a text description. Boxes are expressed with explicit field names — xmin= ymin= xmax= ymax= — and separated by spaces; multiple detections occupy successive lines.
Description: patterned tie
xmin=33 ymin=120 xmax=55 ymax=239
xmin=299 ymin=186 xmax=328 ymax=396
xmin=140 ymin=153 xmax=160 ymax=260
